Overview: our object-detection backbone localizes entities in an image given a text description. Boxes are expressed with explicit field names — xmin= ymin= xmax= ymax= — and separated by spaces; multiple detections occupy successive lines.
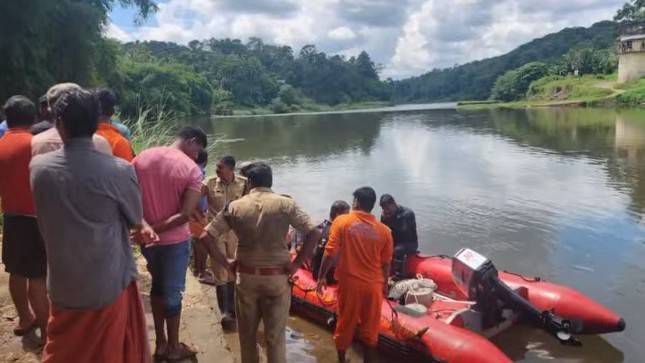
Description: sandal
xmin=153 ymin=343 xmax=168 ymax=362
xmin=13 ymin=321 xmax=37 ymax=336
xmin=166 ymin=343 xmax=197 ymax=362
xmin=198 ymin=272 xmax=216 ymax=286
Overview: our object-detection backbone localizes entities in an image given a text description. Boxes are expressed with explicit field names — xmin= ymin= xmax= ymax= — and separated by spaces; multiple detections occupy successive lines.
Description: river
xmin=195 ymin=105 xmax=645 ymax=363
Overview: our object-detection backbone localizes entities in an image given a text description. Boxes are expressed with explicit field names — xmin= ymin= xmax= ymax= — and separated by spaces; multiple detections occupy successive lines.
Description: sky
xmin=107 ymin=0 xmax=625 ymax=79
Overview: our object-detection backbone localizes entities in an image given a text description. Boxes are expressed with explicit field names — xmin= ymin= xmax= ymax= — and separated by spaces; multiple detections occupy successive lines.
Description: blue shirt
xmin=0 ymin=121 xmax=7 ymax=139
xmin=111 ymin=119 xmax=132 ymax=141
xmin=197 ymin=165 xmax=208 ymax=212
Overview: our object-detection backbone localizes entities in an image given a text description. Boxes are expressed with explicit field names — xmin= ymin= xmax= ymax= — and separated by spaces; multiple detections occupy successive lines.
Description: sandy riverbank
xmin=0 ymin=240 xmax=237 ymax=363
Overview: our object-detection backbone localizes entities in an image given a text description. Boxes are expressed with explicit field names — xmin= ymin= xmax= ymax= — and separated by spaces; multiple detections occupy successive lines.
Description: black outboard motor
xmin=452 ymin=248 xmax=582 ymax=345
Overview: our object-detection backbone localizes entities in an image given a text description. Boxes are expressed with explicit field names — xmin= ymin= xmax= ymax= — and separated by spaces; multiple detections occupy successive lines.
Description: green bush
xmin=616 ymin=78 xmax=645 ymax=105
xmin=118 ymin=60 xmax=214 ymax=117
xmin=278 ymin=84 xmax=302 ymax=106
xmin=491 ymin=62 xmax=549 ymax=101
xmin=551 ymin=47 xmax=617 ymax=76
xmin=270 ymin=98 xmax=289 ymax=113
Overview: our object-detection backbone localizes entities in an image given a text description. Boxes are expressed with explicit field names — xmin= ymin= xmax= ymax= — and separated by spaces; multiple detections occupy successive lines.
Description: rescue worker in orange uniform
xmin=317 ymin=186 xmax=394 ymax=363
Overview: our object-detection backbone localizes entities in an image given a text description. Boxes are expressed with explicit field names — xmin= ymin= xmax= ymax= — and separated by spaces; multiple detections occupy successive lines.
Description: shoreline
xmin=216 ymin=102 xmax=457 ymax=119
xmin=0 ymin=240 xmax=236 ymax=363
xmin=228 ymin=101 xmax=393 ymax=117
xmin=457 ymin=76 xmax=645 ymax=110
xmin=456 ymin=95 xmax=622 ymax=110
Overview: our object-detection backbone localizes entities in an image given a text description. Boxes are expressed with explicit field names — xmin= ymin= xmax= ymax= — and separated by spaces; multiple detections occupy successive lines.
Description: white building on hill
xmin=618 ymin=24 xmax=645 ymax=83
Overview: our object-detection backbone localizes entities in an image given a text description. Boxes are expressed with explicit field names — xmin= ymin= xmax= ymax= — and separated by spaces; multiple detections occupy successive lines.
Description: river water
xmin=196 ymin=105 xmax=645 ymax=363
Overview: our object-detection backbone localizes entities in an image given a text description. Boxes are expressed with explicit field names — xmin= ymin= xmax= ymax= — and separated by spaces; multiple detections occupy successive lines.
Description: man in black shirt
xmin=312 ymin=200 xmax=350 ymax=283
xmin=380 ymin=194 xmax=418 ymax=277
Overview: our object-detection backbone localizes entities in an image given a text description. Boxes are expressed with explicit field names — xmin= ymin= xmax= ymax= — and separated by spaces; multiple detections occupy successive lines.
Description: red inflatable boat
xmin=290 ymin=249 xmax=625 ymax=363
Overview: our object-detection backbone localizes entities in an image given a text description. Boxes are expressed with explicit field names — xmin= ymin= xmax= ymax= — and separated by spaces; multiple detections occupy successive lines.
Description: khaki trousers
xmin=235 ymin=273 xmax=290 ymax=363
xmin=212 ymin=231 xmax=238 ymax=285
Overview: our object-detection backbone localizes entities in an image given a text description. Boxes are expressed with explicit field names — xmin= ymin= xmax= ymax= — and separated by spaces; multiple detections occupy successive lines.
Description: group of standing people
xmin=0 ymin=81 xmax=421 ymax=363
xmin=0 ymin=83 xmax=154 ymax=363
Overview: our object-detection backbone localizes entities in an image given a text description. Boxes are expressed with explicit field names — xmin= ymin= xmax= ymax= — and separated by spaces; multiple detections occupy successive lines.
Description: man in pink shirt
xmin=132 ymin=127 xmax=206 ymax=361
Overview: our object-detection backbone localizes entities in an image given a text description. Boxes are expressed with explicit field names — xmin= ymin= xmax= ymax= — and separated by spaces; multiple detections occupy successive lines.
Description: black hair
xmin=220 ymin=155 xmax=236 ymax=169
xmin=239 ymin=162 xmax=254 ymax=178
xmin=379 ymin=193 xmax=396 ymax=206
xmin=245 ymin=162 xmax=273 ymax=188
xmin=93 ymin=88 xmax=117 ymax=117
xmin=353 ymin=186 xmax=377 ymax=213
xmin=195 ymin=149 xmax=208 ymax=165
xmin=329 ymin=200 xmax=351 ymax=219
xmin=38 ymin=95 xmax=48 ymax=105
xmin=177 ymin=126 xmax=207 ymax=148
xmin=3 ymin=95 xmax=36 ymax=128
xmin=53 ymin=89 xmax=98 ymax=139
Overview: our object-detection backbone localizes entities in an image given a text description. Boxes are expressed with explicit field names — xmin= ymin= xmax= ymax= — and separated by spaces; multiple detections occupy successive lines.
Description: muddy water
xmin=199 ymin=106 xmax=645 ymax=362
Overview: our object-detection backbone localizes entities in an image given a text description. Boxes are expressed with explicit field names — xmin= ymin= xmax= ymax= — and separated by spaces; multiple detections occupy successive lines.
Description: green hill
xmin=391 ymin=21 xmax=618 ymax=102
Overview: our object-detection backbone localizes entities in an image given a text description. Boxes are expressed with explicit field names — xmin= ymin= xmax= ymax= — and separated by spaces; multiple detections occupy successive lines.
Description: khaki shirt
xmin=206 ymin=187 xmax=316 ymax=267
xmin=203 ymin=174 xmax=247 ymax=283
xmin=203 ymin=174 xmax=247 ymax=220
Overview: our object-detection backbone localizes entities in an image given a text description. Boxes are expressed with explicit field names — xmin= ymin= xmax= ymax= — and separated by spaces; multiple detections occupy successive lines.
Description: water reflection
xmin=204 ymin=112 xmax=383 ymax=162
xmin=199 ymin=106 xmax=645 ymax=363
xmin=614 ymin=111 xmax=645 ymax=219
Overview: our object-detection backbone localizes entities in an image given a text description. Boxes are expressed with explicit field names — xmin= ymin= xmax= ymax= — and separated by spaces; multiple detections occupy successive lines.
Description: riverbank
xmin=0 ymin=239 xmax=235 ymax=363
xmin=231 ymin=101 xmax=393 ymax=116
xmin=458 ymin=75 xmax=645 ymax=110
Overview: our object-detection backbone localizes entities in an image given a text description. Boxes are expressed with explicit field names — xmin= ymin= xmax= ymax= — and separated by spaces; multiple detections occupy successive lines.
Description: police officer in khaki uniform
xmin=201 ymin=162 xmax=321 ymax=363
xmin=202 ymin=155 xmax=247 ymax=330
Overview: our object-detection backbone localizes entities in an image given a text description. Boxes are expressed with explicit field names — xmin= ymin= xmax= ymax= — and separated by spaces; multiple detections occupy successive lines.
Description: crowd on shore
xmin=0 ymin=82 xmax=419 ymax=363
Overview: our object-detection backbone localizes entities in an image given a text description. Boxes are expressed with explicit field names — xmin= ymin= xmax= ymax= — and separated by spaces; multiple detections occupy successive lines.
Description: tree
xmin=491 ymin=62 xmax=549 ymax=101
xmin=552 ymin=47 xmax=617 ymax=76
xmin=0 ymin=0 xmax=156 ymax=103
xmin=118 ymin=59 xmax=213 ymax=117
xmin=355 ymin=51 xmax=379 ymax=80
xmin=277 ymin=84 xmax=300 ymax=106
xmin=615 ymin=0 xmax=645 ymax=22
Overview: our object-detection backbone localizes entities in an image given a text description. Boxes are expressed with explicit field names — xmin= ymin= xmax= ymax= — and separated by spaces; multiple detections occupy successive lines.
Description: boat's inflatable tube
xmin=408 ymin=254 xmax=625 ymax=334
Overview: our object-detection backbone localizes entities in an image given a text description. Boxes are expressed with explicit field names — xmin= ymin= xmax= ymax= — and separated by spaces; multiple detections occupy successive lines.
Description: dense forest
xmin=0 ymin=0 xmax=642 ymax=117
xmin=116 ymin=39 xmax=388 ymax=116
xmin=0 ymin=0 xmax=386 ymax=117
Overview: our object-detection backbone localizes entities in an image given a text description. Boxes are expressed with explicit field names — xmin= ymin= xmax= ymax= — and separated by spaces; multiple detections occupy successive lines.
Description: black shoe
xmin=221 ymin=314 xmax=237 ymax=332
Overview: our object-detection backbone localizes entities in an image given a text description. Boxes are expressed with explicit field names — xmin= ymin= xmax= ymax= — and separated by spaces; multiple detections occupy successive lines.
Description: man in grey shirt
xmin=30 ymin=88 xmax=156 ymax=363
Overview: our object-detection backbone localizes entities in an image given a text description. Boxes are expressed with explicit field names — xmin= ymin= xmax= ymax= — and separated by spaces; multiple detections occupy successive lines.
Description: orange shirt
xmin=324 ymin=210 xmax=393 ymax=285
xmin=96 ymin=123 xmax=134 ymax=162
xmin=0 ymin=128 xmax=35 ymax=215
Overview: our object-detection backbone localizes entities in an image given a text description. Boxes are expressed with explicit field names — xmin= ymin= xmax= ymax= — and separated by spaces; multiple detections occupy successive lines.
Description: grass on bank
xmin=121 ymin=103 xmax=222 ymax=157
xmin=231 ymin=100 xmax=393 ymax=116
xmin=458 ymin=74 xmax=645 ymax=110
xmin=616 ymin=78 xmax=645 ymax=106
xmin=121 ymin=106 xmax=177 ymax=155
xmin=526 ymin=74 xmax=615 ymax=102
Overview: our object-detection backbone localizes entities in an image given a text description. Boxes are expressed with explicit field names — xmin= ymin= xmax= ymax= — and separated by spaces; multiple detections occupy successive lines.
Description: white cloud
xmin=384 ymin=0 xmax=623 ymax=78
xmin=105 ymin=23 xmax=132 ymax=42
xmin=328 ymin=26 xmax=357 ymax=41
xmin=110 ymin=0 xmax=624 ymax=79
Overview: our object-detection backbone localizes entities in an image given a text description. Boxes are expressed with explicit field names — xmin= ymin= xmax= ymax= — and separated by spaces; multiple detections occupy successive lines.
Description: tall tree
xmin=615 ymin=0 xmax=645 ymax=22
xmin=355 ymin=51 xmax=379 ymax=80
xmin=0 ymin=0 xmax=156 ymax=103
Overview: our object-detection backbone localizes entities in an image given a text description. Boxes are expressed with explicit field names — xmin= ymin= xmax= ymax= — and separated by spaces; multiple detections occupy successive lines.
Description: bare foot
xmin=13 ymin=317 xmax=36 ymax=336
